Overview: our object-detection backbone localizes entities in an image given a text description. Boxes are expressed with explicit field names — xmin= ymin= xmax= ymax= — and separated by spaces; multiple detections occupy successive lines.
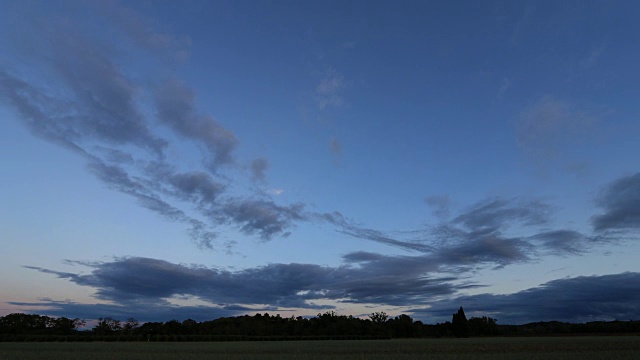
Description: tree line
xmin=1 ymin=308 xmax=639 ymax=342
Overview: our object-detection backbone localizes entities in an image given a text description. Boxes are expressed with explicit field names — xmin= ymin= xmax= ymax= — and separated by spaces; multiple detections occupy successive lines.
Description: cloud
xmin=251 ymin=158 xmax=269 ymax=183
xmin=25 ymin=255 xmax=463 ymax=317
xmin=25 ymin=256 xmax=640 ymax=324
xmin=528 ymin=230 xmax=587 ymax=255
xmin=416 ymin=272 xmax=640 ymax=324
xmin=315 ymin=69 xmax=345 ymax=110
xmin=321 ymin=197 xmax=590 ymax=269
xmin=87 ymin=159 xmax=218 ymax=249
xmin=9 ymin=299 xmax=239 ymax=323
xmin=223 ymin=200 xmax=306 ymax=239
xmin=579 ymin=43 xmax=606 ymax=69
xmin=496 ymin=77 xmax=511 ymax=100
xmin=100 ymin=0 xmax=192 ymax=63
xmin=510 ymin=3 xmax=535 ymax=44
xmin=424 ymin=194 xmax=451 ymax=219
xmin=0 ymin=67 xmax=165 ymax=156
xmin=329 ymin=136 xmax=343 ymax=155
xmin=435 ymin=234 xmax=532 ymax=267
xmin=517 ymin=96 xmax=597 ymax=164
xmin=453 ymin=198 xmax=551 ymax=232
xmin=320 ymin=212 xmax=434 ymax=253
xmin=153 ymin=78 xmax=238 ymax=167
xmin=269 ymin=188 xmax=285 ymax=196
xmin=592 ymin=172 xmax=640 ymax=232
xmin=0 ymin=3 xmax=307 ymax=249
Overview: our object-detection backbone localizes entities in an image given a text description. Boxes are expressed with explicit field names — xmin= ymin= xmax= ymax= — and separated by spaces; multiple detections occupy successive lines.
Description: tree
xmin=451 ymin=307 xmax=471 ymax=338
xmin=468 ymin=316 xmax=498 ymax=336
xmin=93 ymin=317 xmax=122 ymax=335
xmin=122 ymin=318 xmax=139 ymax=334
xmin=369 ymin=312 xmax=388 ymax=324
xmin=51 ymin=317 xmax=85 ymax=335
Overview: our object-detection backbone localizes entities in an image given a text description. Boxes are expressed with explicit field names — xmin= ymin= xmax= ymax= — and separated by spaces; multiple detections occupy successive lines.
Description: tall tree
xmin=451 ymin=307 xmax=471 ymax=338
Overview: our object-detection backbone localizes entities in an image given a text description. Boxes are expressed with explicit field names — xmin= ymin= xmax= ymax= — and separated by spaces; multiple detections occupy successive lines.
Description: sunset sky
xmin=1 ymin=0 xmax=639 ymax=325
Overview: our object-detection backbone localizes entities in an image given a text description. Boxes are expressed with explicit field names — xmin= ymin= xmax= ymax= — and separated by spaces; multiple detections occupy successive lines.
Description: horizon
xmin=1 ymin=0 xmax=639 ymax=326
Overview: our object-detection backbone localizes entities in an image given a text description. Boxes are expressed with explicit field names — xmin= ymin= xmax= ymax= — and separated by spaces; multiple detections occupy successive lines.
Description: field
xmin=1 ymin=336 xmax=639 ymax=360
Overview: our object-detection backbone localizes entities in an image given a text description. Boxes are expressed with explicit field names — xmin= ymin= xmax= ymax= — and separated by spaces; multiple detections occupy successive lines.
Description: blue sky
xmin=1 ymin=0 xmax=640 ymax=325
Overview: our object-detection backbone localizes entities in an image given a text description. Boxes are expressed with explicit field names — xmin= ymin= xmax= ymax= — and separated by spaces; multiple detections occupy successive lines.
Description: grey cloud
xmin=329 ymin=137 xmax=343 ymax=155
xmin=10 ymin=299 xmax=239 ymax=323
xmin=251 ymin=158 xmax=269 ymax=183
xmin=46 ymin=19 xmax=166 ymax=154
xmin=101 ymin=1 xmax=192 ymax=62
xmin=1 ymin=12 xmax=164 ymax=155
xmin=416 ymin=272 xmax=640 ymax=324
xmin=324 ymin=195 xmax=595 ymax=271
xmin=0 ymin=70 xmax=90 ymax=155
xmin=28 ymin=256 xmax=462 ymax=312
xmin=315 ymin=69 xmax=345 ymax=110
xmin=27 ymin=258 xmax=640 ymax=324
xmin=169 ymin=172 xmax=224 ymax=204
xmin=579 ymin=43 xmax=606 ymax=69
xmin=529 ymin=230 xmax=587 ymax=255
xmin=341 ymin=227 xmax=434 ymax=253
xmin=154 ymin=79 xmax=238 ymax=167
xmin=339 ymin=253 xmax=463 ymax=306
xmin=142 ymin=162 xmax=225 ymax=206
xmin=496 ymin=77 xmax=511 ymax=100
xmin=223 ymin=200 xmax=306 ymax=239
xmin=420 ymin=198 xmax=557 ymax=268
xmin=341 ymin=251 xmax=386 ymax=263
xmin=517 ymin=96 xmax=596 ymax=163
xmin=437 ymin=234 xmax=532 ymax=267
xmin=96 ymin=147 xmax=135 ymax=164
xmin=323 ymin=197 xmax=564 ymax=269
xmin=424 ymin=194 xmax=451 ymax=219
xmin=453 ymin=198 xmax=550 ymax=232
xmin=87 ymin=159 xmax=218 ymax=249
xmin=321 ymin=211 xmax=434 ymax=253
xmin=1 ymin=4 xmax=310 ymax=249
xmin=592 ymin=173 xmax=640 ymax=232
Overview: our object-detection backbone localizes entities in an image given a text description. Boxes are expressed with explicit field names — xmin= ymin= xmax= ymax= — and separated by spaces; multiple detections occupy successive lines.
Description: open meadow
xmin=1 ymin=336 xmax=639 ymax=360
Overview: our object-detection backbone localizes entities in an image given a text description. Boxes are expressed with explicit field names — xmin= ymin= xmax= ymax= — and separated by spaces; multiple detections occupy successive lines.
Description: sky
xmin=1 ymin=0 xmax=640 ymax=325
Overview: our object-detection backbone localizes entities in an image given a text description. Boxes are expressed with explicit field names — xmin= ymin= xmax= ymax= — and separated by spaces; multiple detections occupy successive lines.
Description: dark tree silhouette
xmin=468 ymin=316 xmax=498 ymax=336
xmin=122 ymin=318 xmax=139 ymax=334
xmin=369 ymin=312 xmax=389 ymax=324
xmin=93 ymin=317 xmax=122 ymax=335
xmin=451 ymin=306 xmax=471 ymax=338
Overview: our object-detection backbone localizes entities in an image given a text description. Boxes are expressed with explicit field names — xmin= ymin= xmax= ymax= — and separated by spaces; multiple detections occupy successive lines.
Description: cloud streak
xmin=24 ymin=256 xmax=460 ymax=312
xmin=416 ymin=272 xmax=640 ymax=324
xmin=517 ymin=96 xmax=597 ymax=166
xmin=592 ymin=172 xmax=640 ymax=232
xmin=0 ymin=2 xmax=308 ymax=249
xmin=23 ymin=258 xmax=640 ymax=324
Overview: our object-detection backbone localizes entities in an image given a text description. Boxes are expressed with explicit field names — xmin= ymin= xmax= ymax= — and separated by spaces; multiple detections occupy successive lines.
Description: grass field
xmin=1 ymin=336 xmax=639 ymax=360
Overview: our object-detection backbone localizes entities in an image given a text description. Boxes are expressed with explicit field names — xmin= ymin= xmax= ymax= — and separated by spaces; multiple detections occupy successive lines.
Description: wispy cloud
xmin=329 ymin=136 xmax=343 ymax=156
xmin=592 ymin=172 xmax=640 ymax=233
xmin=496 ymin=77 xmax=511 ymax=100
xmin=100 ymin=1 xmax=192 ymax=63
xmin=154 ymin=78 xmax=238 ymax=168
xmin=510 ymin=3 xmax=535 ymax=44
xmin=250 ymin=157 xmax=270 ymax=183
xmin=579 ymin=43 xmax=606 ymax=69
xmin=315 ymin=68 xmax=345 ymax=110
xmin=0 ymin=3 xmax=306 ymax=250
xmin=517 ymin=96 xmax=597 ymax=167
xmin=18 ymin=170 xmax=640 ymax=321
xmin=424 ymin=194 xmax=451 ymax=219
